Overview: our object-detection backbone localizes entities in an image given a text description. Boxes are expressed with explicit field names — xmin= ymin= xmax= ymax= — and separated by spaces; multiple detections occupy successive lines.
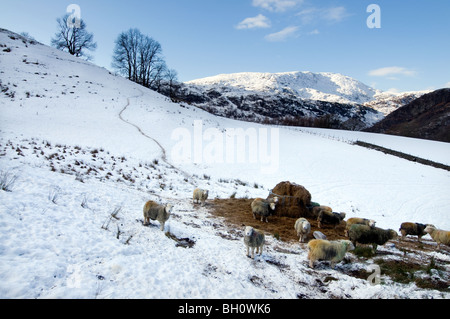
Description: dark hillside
xmin=365 ymin=88 xmax=450 ymax=142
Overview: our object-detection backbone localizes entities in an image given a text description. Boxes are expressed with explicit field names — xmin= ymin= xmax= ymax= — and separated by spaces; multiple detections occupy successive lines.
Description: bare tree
xmin=149 ymin=60 xmax=167 ymax=91
xmin=51 ymin=14 xmax=97 ymax=59
xmin=138 ymin=35 xmax=162 ymax=87
xmin=165 ymin=69 xmax=178 ymax=98
xmin=112 ymin=29 xmax=171 ymax=91
xmin=112 ymin=28 xmax=140 ymax=82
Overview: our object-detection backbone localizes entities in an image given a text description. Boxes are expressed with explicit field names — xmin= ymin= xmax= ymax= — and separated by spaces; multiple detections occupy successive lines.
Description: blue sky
xmin=1 ymin=0 xmax=449 ymax=92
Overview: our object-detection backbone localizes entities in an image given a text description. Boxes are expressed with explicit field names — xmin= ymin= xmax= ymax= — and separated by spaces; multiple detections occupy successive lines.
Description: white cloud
xmin=265 ymin=26 xmax=299 ymax=42
xmin=236 ymin=14 xmax=271 ymax=29
xmin=297 ymin=6 xmax=349 ymax=24
xmin=253 ymin=0 xmax=303 ymax=12
xmin=386 ymin=88 xmax=401 ymax=94
xmin=323 ymin=6 xmax=348 ymax=22
xmin=296 ymin=8 xmax=319 ymax=24
xmin=444 ymin=82 xmax=450 ymax=88
xmin=369 ymin=66 xmax=417 ymax=77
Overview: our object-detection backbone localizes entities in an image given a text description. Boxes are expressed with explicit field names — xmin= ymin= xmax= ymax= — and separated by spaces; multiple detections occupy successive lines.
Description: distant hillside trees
xmin=51 ymin=14 xmax=97 ymax=59
xmin=112 ymin=28 xmax=178 ymax=94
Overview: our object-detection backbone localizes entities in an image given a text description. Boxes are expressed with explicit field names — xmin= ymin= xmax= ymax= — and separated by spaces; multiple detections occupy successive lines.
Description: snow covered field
xmin=0 ymin=30 xmax=449 ymax=299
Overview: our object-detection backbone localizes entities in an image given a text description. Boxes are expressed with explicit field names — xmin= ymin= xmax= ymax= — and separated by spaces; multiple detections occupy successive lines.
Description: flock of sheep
xmin=249 ymin=198 xmax=450 ymax=268
xmin=142 ymin=188 xmax=450 ymax=269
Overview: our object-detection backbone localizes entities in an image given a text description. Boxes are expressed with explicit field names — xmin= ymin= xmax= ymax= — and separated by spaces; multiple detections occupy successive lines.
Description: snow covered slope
xmin=180 ymin=72 xmax=427 ymax=130
xmin=186 ymin=71 xmax=380 ymax=105
xmin=1 ymin=29 xmax=449 ymax=299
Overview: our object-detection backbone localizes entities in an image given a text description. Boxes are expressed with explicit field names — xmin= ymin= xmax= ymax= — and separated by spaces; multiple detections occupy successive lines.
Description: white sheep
xmin=424 ymin=225 xmax=450 ymax=250
xmin=294 ymin=218 xmax=311 ymax=243
xmin=307 ymin=239 xmax=354 ymax=269
xmin=345 ymin=217 xmax=376 ymax=237
xmin=143 ymin=200 xmax=173 ymax=231
xmin=243 ymin=226 xmax=265 ymax=259
xmin=193 ymin=188 xmax=209 ymax=206
xmin=251 ymin=198 xmax=277 ymax=223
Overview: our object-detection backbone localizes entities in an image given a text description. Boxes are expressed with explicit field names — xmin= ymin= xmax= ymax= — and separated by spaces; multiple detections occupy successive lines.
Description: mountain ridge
xmin=365 ymin=88 xmax=450 ymax=143
xmin=174 ymin=71 xmax=427 ymax=131
xmin=185 ymin=70 xmax=428 ymax=113
xmin=186 ymin=71 xmax=381 ymax=105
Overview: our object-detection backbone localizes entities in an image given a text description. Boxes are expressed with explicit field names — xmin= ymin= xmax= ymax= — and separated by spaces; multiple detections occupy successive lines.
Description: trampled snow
xmin=0 ymin=29 xmax=449 ymax=299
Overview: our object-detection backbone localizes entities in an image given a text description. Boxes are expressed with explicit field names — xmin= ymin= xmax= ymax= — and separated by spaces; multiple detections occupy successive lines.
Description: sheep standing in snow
xmin=193 ymin=188 xmax=209 ymax=206
xmin=251 ymin=198 xmax=277 ymax=223
xmin=317 ymin=211 xmax=346 ymax=229
xmin=345 ymin=217 xmax=376 ymax=237
xmin=424 ymin=225 xmax=450 ymax=250
xmin=294 ymin=218 xmax=311 ymax=243
xmin=348 ymin=224 xmax=398 ymax=252
xmin=399 ymin=222 xmax=430 ymax=243
xmin=143 ymin=200 xmax=173 ymax=231
xmin=307 ymin=239 xmax=354 ymax=269
xmin=244 ymin=226 xmax=265 ymax=259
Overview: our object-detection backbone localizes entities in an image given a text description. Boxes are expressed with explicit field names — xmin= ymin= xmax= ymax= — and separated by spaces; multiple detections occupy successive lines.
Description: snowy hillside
xmin=179 ymin=71 xmax=427 ymax=130
xmin=1 ymin=29 xmax=449 ymax=299
xmin=364 ymin=90 xmax=429 ymax=116
xmin=186 ymin=71 xmax=428 ymax=114
xmin=186 ymin=71 xmax=381 ymax=105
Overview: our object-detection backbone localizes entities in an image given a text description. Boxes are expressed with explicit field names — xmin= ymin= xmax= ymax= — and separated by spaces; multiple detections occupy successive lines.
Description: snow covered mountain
xmin=187 ymin=72 xmax=381 ymax=104
xmin=187 ymin=71 xmax=380 ymax=105
xmin=1 ymin=29 xmax=449 ymax=300
xmin=177 ymin=72 xmax=426 ymax=130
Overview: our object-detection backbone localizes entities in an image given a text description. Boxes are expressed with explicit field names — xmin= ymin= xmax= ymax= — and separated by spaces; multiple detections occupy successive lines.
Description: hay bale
xmin=267 ymin=181 xmax=312 ymax=218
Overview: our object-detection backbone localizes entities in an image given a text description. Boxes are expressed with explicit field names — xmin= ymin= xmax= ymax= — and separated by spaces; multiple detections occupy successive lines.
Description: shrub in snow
xmin=0 ymin=171 xmax=18 ymax=192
